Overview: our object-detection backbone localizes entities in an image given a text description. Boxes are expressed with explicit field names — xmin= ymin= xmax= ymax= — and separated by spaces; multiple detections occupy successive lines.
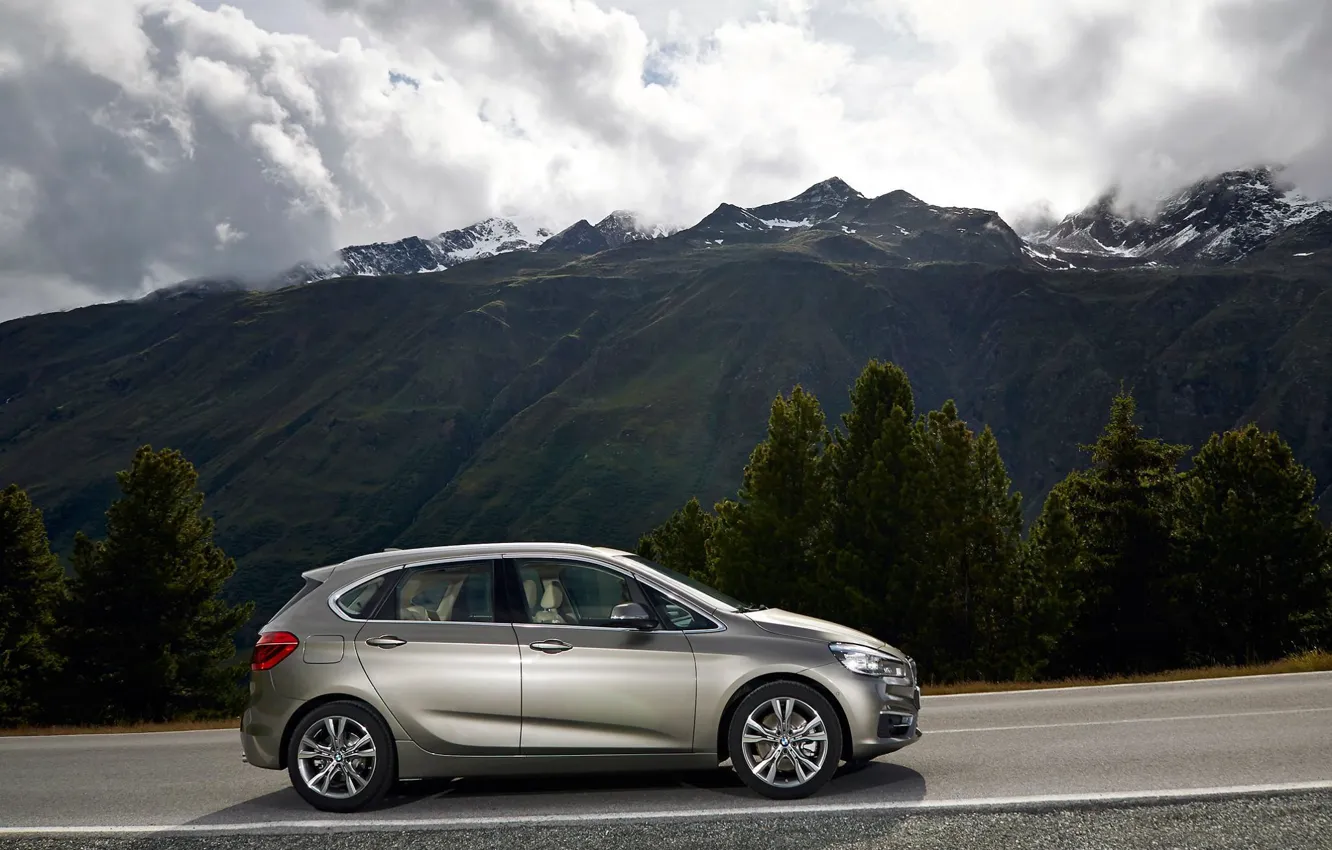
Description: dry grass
xmin=4 ymin=651 xmax=1330 ymax=735
xmin=922 ymin=649 xmax=1332 ymax=696
xmin=0 ymin=717 xmax=237 ymax=737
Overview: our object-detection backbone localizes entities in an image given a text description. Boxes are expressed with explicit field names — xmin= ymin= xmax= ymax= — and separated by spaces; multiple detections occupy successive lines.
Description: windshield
xmin=621 ymin=555 xmax=753 ymax=612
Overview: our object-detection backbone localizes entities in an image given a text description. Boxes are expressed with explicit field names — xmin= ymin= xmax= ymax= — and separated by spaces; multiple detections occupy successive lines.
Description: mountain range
xmin=240 ymin=166 xmax=1329 ymax=288
xmin=2 ymin=166 xmax=1329 ymax=625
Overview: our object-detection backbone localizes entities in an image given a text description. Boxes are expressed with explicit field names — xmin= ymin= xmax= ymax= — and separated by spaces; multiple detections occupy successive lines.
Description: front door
xmin=508 ymin=556 xmax=698 ymax=754
xmin=354 ymin=558 xmax=522 ymax=755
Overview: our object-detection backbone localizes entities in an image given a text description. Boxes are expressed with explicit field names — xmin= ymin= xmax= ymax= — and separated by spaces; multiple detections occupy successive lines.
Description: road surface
xmin=1 ymin=671 xmax=1329 ymax=839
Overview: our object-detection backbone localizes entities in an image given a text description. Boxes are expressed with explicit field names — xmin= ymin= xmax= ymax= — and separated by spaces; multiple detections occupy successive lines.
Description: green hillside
xmin=2 ymin=227 xmax=1330 ymax=623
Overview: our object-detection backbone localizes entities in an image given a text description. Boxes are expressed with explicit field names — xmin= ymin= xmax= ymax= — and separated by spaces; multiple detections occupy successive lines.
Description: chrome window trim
xmin=503 ymin=552 xmax=726 ymax=634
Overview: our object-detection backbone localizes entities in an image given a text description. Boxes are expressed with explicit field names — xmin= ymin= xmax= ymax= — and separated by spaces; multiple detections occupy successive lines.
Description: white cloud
xmin=215 ymin=219 xmax=245 ymax=248
xmin=0 ymin=0 xmax=1329 ymax=322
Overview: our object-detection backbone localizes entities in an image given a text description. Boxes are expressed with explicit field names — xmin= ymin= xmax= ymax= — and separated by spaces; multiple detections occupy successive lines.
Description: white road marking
xmin=3 ymin=781 xmax=1331 ymax=835
xmin=930 ymin=705 xmax=1332 ymax=734
xmin=921 ymin=670 xmax=1332 ymax=700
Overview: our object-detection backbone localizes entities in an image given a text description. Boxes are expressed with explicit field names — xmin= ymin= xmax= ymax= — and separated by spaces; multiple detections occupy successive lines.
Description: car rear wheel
xmin=728 ymin=681 xmax=843 ymax=800
xmin=286 ymin=701 xmax=395 ymax=812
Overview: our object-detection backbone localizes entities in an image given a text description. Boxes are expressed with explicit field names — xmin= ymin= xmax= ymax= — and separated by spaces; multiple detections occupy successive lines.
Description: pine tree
xmin=822 ymin=361 xmax=928 ymax=640
xmin=63 ymin=446 xmax=254 ymax=723
xmin=637 ymin=497 xmax=716 ymax=582
xmin=1173 ymin=425 xmax=1331 ymax=664
xmin=1018 ymin=484 xmax=1084 ymax=679
xmin=1055 ymin=388 xmax=1188 ymax=675
xmin=913 ymin=407 xmax=1026 ymax=681
xmin=912 ymin=400 xmax=977 ymax=678
xmin=710 ymin=387 xmax=830 ymax=613
xmin=966 ymin=426 xmax=1027 ymax=679
xmin=0 ymin=484 xmax=67 ymax=726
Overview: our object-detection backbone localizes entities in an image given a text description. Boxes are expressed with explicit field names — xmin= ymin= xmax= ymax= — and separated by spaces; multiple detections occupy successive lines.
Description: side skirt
xmin=396 ymin=742 xmax=721 ymax=780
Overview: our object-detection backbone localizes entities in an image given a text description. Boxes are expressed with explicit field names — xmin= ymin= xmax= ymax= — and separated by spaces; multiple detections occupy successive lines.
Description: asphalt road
xmin=2 ymin=672 xmax=1330 ymax=838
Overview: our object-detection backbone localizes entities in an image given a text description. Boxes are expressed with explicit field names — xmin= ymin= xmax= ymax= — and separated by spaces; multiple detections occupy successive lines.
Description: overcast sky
xmin=1 ymin=0 xmax=1329 ymax=321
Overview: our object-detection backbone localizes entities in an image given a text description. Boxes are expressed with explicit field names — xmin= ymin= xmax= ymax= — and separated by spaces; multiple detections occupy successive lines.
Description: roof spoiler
xmin=300 ymin=563 xmax=340 ymax=583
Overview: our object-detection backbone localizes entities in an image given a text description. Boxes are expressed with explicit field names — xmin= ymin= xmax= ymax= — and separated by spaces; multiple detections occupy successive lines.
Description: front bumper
xmin=806 ymin=660 xmax=923 ymax=761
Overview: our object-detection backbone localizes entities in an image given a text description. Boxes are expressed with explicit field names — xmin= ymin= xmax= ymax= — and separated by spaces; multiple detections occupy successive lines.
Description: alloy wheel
xmin=739 ymin=697 xmax=829 ymax=787
xmin=295 ymin=715 xmax=377 ymax=799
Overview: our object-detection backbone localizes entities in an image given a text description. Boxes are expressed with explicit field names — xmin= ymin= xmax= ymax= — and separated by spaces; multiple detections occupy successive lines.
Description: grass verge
xmin=921 ymin=649 xmax=1332 ymax=696
xmin=0 ymin=718 xmax=238 ymax=737
xmin=4 ymin=651 xmax=1329 ymax=735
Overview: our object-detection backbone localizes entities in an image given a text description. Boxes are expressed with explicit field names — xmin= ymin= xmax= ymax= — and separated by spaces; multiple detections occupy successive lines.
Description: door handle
xmin=528 ymin=639 xmax=573 ymax=654
xmin=365 ymin=635 xmax=408 ymax=649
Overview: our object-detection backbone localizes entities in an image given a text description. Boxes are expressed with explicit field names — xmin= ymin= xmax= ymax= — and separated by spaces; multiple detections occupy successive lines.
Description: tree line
xmin=0 ymin=446 xmax=251 ymax=726
xmin=4 ymin=361 xmax=1330 ymax=725
xmin=638 ymin=361 xmax=1332 ymax=683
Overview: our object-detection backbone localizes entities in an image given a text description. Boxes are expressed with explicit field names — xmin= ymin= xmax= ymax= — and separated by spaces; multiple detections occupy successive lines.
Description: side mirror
xmin=610 ymin=602 xmax=658 ymax=630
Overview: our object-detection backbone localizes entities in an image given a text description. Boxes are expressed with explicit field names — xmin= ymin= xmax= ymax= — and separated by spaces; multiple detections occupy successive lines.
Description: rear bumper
xmin=239 ymin=671 xmax=304 ymax=770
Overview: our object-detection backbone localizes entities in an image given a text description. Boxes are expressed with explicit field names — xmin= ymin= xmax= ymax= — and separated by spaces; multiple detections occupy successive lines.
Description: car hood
xmin=744 ymin=608 xmax=907 ymax=660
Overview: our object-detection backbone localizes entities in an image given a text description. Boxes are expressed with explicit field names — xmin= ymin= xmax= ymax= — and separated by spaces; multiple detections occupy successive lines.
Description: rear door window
xmin=390 ymin=561 xmax=495 ymax=622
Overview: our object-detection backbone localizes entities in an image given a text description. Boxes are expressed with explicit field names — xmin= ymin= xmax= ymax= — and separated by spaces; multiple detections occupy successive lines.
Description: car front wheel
xmin=286 ymin=700 xmax=395 ymax=813
xmin=728 ymin=681 xmax=843 ymax=800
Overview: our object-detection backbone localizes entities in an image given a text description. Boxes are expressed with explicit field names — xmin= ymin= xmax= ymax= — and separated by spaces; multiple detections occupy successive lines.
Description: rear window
xmin=336 ymin=575 xmax=388 ymax=619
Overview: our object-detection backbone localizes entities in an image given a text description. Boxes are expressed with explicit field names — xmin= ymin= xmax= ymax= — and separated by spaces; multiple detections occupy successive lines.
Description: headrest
xmin=523 ymin=578 xmax=539 ymax=609
xmin=540 ymin=579 xmax=563 ymax=609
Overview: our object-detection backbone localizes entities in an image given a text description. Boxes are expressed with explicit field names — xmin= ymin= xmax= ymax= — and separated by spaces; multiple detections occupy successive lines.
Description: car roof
xmin=322 ymin=542 xmax=634 ymax=577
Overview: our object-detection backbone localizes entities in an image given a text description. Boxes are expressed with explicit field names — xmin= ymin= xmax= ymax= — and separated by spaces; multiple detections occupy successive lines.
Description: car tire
xmin=728 ymin=681 xmax=843 ymax=800
xmin=286 ymin=700 xmax=395 ymax=813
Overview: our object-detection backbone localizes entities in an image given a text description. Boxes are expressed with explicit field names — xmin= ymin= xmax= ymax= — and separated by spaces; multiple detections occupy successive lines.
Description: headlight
xmin=829 ymin=642 xmax=912 ymax=684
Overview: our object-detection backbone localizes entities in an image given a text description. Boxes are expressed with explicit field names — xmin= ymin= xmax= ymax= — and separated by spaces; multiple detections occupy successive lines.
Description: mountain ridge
xmin=273 ymin=167 xmax=1331 ymax=289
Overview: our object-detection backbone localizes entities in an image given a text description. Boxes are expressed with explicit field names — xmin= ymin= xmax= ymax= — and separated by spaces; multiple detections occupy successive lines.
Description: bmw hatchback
xmin=241 ymin=542 xmax=921 ymax=812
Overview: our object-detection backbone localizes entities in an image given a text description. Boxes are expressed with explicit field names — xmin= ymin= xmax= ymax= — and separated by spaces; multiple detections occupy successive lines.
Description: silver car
xmin=241 ymin=542 xmax=921 ymax=811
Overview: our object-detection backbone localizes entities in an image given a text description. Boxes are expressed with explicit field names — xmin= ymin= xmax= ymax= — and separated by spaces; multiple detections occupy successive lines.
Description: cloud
xmin=0 ymin=0 xmax=1331 ymax=322
xmin=214 ymin=220 xmax=246 ymax=248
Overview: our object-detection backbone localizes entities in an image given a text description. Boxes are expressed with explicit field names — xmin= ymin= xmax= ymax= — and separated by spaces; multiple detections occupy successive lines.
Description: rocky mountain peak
xmin=1030 ymin=166 xmax=1332 ymax=265
xmin=594 ymin=210 xmax=673 ymax=248
xmin=539 ymin=219 xmax=607 ymax=254
xmin=748 ymin=177 xmax=866 ymax=228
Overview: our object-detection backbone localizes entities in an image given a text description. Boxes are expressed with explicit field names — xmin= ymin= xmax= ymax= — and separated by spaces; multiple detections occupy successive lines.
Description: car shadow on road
xmin=185 ymin=760 xmax=926 ymax=824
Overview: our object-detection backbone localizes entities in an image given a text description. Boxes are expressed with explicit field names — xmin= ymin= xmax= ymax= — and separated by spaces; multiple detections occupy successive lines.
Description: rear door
xmin=353 ymin=558 xmax=522 ymax=755
xmin=506 ymin=556 xmax=698 ymax=754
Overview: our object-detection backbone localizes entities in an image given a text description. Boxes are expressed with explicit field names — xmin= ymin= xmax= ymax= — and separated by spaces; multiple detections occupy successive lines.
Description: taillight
xmin=251 ymin=631 xmax=300 ymax=671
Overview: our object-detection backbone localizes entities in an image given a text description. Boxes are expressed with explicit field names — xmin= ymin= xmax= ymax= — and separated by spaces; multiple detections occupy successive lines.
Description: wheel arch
xmin=715 ymin=673 xmax=854 ymax=765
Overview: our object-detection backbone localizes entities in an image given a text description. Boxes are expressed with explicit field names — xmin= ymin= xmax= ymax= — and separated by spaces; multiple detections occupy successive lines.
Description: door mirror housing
xmin=610 ymin=602 xmax=658 ymax=630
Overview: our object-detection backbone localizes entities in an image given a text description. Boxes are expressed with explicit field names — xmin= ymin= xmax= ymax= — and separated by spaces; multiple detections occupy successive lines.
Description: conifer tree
xmin=1055 ymin=388 xmax=1188 ymax=675
xmin=914 ymin=407 xmax=1026 ymax=680
xmin=822 ymin=361 xmax=928 ymax=639
xmin=1174 ymin=425 xmax=1331 ymax=663
xmin=966 ymin=426 xmax=1027 ymax=678
xmin=63 ymin=447 xmax=253 ymax=723
xmin=0 ymin=484 xmax=66 ymax=725
xmin=1018 ymin=485 xmax=1084 ymax=679
xmin=710 ymin=387 xmax=830 ymax=612
xmin=637 ymin=497 xmax=716 ymax=582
